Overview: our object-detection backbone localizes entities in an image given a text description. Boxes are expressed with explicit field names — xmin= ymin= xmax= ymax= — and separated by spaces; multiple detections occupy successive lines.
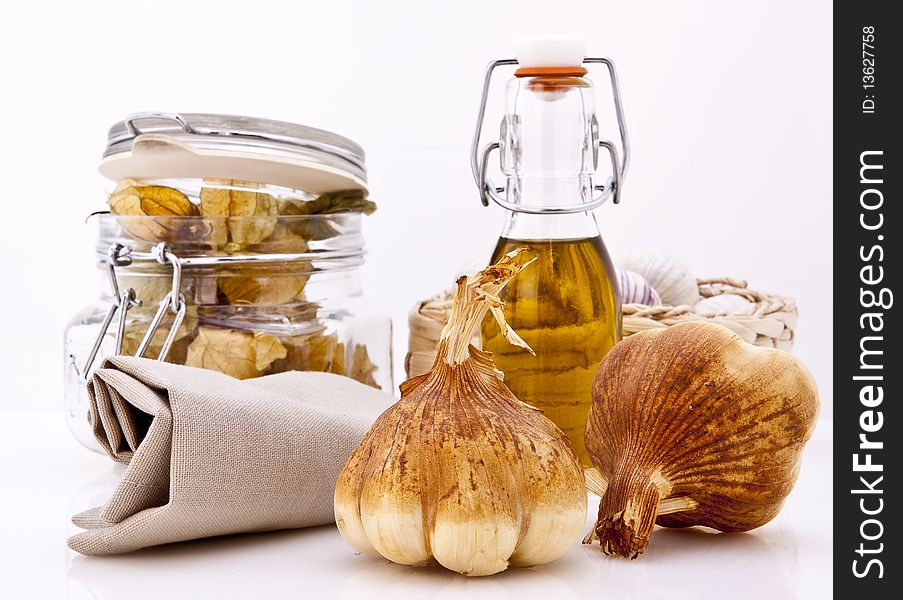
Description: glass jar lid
xmin=99 ymin=112 xmax=367 ymax=194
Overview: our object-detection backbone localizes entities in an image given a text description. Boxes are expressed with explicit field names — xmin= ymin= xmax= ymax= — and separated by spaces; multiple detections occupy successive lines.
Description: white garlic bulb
xmin=620 ymin=249 xmax=699 ymax=307
xmin=618 ymin=269 xmax=662 ymax=306
xmin=695 ymin=294 xmax=755 ymax=317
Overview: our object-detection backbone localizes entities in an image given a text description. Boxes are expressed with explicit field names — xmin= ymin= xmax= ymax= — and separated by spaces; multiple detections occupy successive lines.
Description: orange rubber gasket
xmin=514 ymin=66 xmax=588 ymax=77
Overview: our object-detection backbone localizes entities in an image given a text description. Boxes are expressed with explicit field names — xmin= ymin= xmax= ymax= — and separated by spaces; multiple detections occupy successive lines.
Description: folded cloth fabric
xmin=68 ymin=356 xmax=393 ymax=556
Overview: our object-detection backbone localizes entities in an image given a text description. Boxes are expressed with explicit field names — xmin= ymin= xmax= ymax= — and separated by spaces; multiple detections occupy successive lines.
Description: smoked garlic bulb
xmin=335 ymin=250 xmax=586 ymax=576
xmin=584 ymin=321 xmax=819 ymax=558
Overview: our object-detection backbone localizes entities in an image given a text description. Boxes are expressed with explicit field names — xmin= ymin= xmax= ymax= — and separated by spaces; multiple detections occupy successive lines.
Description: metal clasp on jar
xmin=79 ymin=244 xmax=140 ymax=378
xmin=80 ymin=241 xmax=364 ymax=379
xmin=80 ymin=242 xmax=186 ymax=378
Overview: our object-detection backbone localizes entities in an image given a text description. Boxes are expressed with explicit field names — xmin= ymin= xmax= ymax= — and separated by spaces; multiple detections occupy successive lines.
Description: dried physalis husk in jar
xmin=108 ymin=179 xmax=199 ymax=241
xmin=272 ymin=333 xmax=380 ymax=389
xmin=111 ymin=272 xmax=212 ymax=364
xmin=199 ymin=179 xmax=279 ymax=249
xmin=217 ymin=266 xmax=309 ymax=306
xmin=116 ymin=274 xmax=218 ymax=308
xmin=331 ymin=342 xmax=347 ymax=375
xmin=216 ymin=230 xmax=311 ymax=305
xmin=247 ymin=223 xmax=311 ymax=254
xmin=119 ymin=322 xmax=196 ymax=365
xmin=277 ymin=189 xmax=376 ymax=217
xmin=184 ymin=326 xmax=287 ymax=380
xmin=349 ymin=344 xmax=378 ymax=388
xmin=272 ymin=330 xmax=340 ymax=374
xmin=278 ymin=190 xmax=376 ymax=241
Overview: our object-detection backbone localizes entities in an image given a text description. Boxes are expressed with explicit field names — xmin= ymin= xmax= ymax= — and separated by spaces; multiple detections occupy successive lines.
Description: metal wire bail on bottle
xmin=471 ymin=57 xmax=631 ymax=212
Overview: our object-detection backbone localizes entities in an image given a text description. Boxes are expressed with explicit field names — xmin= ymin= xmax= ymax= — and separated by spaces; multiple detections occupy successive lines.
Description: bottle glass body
xmin=483 ymin=213 xmax=620 ymax=465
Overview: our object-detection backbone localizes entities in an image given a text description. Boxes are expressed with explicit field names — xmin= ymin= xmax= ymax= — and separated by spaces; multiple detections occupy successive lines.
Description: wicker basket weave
xmin=404 ymin=278 xmax=797 ymax=379
xmin=404 ymin=288 xmax=456 ymax=380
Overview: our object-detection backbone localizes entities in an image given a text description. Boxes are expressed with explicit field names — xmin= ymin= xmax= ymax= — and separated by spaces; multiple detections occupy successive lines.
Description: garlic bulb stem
xmin=439 ymin=249 xmax=536 ymax=365
xmin=584 ymin=467 xmax=699 ymax=515
xmin=593 ymin=470 xmax=668 ymax=559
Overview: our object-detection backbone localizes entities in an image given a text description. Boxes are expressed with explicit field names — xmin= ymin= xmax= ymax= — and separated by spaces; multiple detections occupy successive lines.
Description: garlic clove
xmin=427 ymin=388 xmax=522 ymax=576
xmin=510 ymin=499 xmax=586 ymax=566
xmin=334 ymin=414 xmax=383 ymax=558
xmin=356 ymin=404 xmax=433 ymax=567
xmin=334 ymin=485 xmax=378 ymax=558
xmin=509 ymin=433 xmax=587 ymax=566
xmin=360 ymin=502 xmax=429 ymax=566
xmin=430 ymin=507 xmax=519 ymax=576
xmin=359 ymin=475 xmax=432 ymax=566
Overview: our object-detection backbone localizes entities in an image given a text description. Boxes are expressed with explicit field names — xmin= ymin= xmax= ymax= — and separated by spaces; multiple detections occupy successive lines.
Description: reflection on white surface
xmin=66 ymin=507 xmax=799 ymax=600
xmin=0 ymin=412 xmax=830 ymax=599
xmin=339 ymin=559 xmax=578 ymax=600
xmin=63 ymin=423 xmax=830 ymax=600
xmin=577 ymin=528 xmax=797 ymax=600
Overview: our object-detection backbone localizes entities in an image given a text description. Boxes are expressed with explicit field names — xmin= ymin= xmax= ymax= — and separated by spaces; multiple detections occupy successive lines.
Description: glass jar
xmin=64 ymin=113 xmax=393 ymax=451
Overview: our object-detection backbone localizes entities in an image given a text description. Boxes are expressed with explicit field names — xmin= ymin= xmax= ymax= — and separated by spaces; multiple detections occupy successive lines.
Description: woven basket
xmin=404 ymin=277 xmax=797 ymax=379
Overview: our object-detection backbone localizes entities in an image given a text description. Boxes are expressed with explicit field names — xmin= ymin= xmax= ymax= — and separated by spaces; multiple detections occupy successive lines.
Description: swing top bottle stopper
xmin=471 ymin=34 xmax=630 ymax=213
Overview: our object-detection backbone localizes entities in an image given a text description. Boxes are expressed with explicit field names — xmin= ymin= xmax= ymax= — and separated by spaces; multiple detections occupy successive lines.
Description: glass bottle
xmin=473 ymin=38 xmax=630 ymax=464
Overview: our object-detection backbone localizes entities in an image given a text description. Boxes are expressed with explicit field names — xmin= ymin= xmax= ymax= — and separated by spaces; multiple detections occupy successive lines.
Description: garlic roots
xmin=584 ymin=321 xmax=819 ymax=558
xmin=334 ymin=249 xmax=587 ymax=576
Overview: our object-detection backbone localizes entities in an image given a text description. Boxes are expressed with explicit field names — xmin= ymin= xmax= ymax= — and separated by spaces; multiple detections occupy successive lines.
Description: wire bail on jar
xmin=470 ymin=57 xmax=631 ymax=213
xmin=133 ymin=244 xmax=188 ymax=361
xmin=79 ymin=239 xmax=370 ymax=379
xmin=80 ymin=244 xmax=140 ymax=378
xmin=80 ymin=243 xmax=187 ymax=378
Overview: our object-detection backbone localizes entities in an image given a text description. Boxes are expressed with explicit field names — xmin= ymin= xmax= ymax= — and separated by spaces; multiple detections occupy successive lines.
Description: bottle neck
xmin=499 ymin=209 xmax=601 ymax=242
xmin=496 ymin=74 xmax=602 ymax=242
xmin=499 ymin=147 xmax=603 ymax=242
xmin=506 ymin=174 xmax=595 ymax=209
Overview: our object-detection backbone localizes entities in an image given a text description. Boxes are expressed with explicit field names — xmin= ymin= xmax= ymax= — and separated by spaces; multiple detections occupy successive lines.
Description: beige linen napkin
xmin=68 ymin=356 xmax=393 ymax=555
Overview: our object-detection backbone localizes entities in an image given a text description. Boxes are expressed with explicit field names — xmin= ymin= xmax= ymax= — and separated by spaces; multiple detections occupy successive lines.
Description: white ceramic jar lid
xmin=99 ymin=112 xmax=368 ymax=194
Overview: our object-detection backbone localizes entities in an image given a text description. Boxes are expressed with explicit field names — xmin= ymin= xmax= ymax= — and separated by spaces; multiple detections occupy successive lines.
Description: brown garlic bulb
xmin=584 ymin=321 xmax=819 ymax=558
xmin=334 ymin=250 xmax=586 ymax=576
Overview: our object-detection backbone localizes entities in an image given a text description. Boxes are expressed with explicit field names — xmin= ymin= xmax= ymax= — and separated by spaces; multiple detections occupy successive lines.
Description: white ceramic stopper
xmin=514 ymin=35 xmax=587 ymax=68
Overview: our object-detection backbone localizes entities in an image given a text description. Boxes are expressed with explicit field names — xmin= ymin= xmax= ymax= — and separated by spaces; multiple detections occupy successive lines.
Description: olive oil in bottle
xmin=470 ymin=36 xmax=630 ymax=464
xmin=482 ymin=236 xmax=620 ymax=464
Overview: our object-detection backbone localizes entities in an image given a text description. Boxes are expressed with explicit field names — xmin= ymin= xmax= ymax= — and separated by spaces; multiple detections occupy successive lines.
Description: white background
xmin=0 ymin=2 xmax=833 ymax=598
xmin=0 ymin=0 xmax=831 ymax=416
